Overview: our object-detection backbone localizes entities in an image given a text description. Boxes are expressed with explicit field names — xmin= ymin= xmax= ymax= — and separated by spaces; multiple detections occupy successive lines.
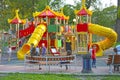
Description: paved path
xmin=0 ymin=64 xmax=110 ymax=74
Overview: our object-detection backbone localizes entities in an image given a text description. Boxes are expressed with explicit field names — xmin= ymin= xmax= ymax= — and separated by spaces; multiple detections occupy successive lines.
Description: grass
xmin=81 ymin=76 xmax=120 ymax=80
xmin=0 ymin=73 xmax=80 ymax=80
xmin=0 ymin=73 xmax=120 ymax=80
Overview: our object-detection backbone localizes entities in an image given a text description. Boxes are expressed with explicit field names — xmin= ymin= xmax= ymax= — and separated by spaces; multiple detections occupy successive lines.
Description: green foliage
xmin=0 ymin=0 xmax=36 ymax=31
xmin=114 ymin=41 xmax=120 ymax=46
xmin=75 ymin=3 xmax=81 ymax=10
xmin=50 ymin=0 xmax=64 ymax=11
xmin=92 ymin=6 xmax=117 ymax=28
xmin=63 ymin=5 xmax=75 ymax=24
xmin=75 ymin=0 xmax=99 ymax=9
xmin=86 ymin=0 xmax=98 ymax=9
xmin=35 ymin=0 xmax=49 ymax=11
xmin=117 ymin=6 xmax=120 ymax=18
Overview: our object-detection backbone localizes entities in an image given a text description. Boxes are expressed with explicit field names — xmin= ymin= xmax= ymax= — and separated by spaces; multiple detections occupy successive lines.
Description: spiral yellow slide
xmin=88 ymin=23 xmax=117 ymax=56
xmin=17 ymin=24 xmax=46 ymax=60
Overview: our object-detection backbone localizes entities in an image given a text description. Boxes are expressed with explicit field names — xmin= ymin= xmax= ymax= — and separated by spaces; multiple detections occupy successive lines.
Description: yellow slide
xmin=88 ymin=23 xmax=117 ymax=56
xmin=17 ymin=24 xmax=46 ymax=60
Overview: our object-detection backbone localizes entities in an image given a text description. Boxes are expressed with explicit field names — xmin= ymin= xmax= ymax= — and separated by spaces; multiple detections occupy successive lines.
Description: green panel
xmin=57 ymin=40 xmax=62 ymax=48
xmin=48 ymin=25 xmax=59 ymax=32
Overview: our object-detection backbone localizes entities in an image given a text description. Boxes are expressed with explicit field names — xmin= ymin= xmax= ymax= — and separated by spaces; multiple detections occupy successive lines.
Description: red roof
xmin=10 ymin=18 xmax=23 ymax=24
xmin=38 ymin=11 xmax=56 ymax=18
xmin=38 ymin=6 xmax=57 ymax=18
xmin=8 ymin=10 xmax=25 ymax=24
xmin=77 ymin=8 xmax=88 ymax=16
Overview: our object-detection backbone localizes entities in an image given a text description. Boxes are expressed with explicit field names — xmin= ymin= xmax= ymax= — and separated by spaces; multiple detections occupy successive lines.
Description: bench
xmin=107 ymin=55 xmax=120 ymax=73
xmin=24 ymin=55 xmax=76 ymax=71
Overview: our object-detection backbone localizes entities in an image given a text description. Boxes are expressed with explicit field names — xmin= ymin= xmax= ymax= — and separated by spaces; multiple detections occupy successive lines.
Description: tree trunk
xmin=115 ymin=19 xmax=120 ymax=42
xmin=115 ymin=0 xmax=120 ymax=42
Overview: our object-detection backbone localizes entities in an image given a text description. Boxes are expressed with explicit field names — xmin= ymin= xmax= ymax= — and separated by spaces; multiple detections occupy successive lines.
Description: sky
xmin=65 ymin=0 xmax=117 ymax=8
xmin=101 ymin=0 xmax=117 ymax=7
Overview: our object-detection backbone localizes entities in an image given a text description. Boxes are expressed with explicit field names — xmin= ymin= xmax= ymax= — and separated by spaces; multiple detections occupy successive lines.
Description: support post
xmin=81 ymin=53 xmax=92 ymax=73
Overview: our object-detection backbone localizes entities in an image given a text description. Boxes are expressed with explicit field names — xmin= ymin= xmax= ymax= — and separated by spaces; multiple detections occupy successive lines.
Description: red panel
xmin=77 ymin=23 xmax=88 ymax=32
xmin=19 ymin=30 xmax=22 ymax=38
xmin=50 ymin=39 xmax=55 ymax=47
xmin=23 ymin=29 xmax=27 ymax=36
xmin=18 ymin=23 xmax=35 ymax=38
xmin=38 ymin=40 xmax=47 ymax=48
xmin=42 ymin=32 xmax=47 ymax=37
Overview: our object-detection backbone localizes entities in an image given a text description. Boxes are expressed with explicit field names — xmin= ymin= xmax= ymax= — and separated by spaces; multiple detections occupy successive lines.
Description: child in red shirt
xmin=91 ymin=45 xmax=96 ymax=68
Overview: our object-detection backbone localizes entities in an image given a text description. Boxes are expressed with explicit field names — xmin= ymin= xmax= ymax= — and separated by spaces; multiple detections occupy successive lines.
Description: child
xmin=30 ymin=43 xmax=36 ymax=56
xmin=115 ymin=45 xmax=120 ymax=55
xmin=91 ymin=45 xmax=97 ymax=68
xmin=36 ymin=46 xmax=40 ymax=56
xmin=41 ymin=43 xmax=46 ymax=56
xmin=65 ymin=37 xmax=71 ymax=53
xmin=89 ymin=46 xmax=93 ymax=55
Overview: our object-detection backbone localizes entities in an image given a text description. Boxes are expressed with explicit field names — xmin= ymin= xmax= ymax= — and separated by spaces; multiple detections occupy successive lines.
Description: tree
xmin=86 ymin=0 xmax=96 ymax=9
xmin=50 ymin=0 xmax=64 ymax=11
xmin=63 ymin=4 xmax=75 ymax=24
xmin=115 ymin=0 xmax=120 ymax=42
xmin=0 ymin=0 xmax=10 ymax=30
xmin=0 ymin=0 xmax=103 ymax=31
xmin=0 ymin=0 xmax=40 ymax=31
xmin=75 ymin=0 xmax=99 ymax=9
xmin=92 ymin=6 xmax=117 ymax=28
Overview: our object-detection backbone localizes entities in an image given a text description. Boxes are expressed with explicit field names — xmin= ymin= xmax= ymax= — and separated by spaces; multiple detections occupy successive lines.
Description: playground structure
xmin=74 ymin=0 xmax=117 ymax=56
xmin=17 ymin=6 xmax=71 ymax=59
xmin=8 ymin=10 xmax=26 ymax=50
xmin=17 ymin=24 xmax=46 ymax=59
xmin=6 ymin=0 xmax=117 ymax=60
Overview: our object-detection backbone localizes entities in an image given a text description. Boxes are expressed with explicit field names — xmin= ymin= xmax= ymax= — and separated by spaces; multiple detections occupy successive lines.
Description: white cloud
xmin=101 ymin=0 xmax=117 ymax=7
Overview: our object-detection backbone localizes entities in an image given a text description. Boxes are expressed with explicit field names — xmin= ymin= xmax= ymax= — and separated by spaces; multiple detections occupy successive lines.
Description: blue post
xmin=81 ymin=54 xmax=92 ymax=73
